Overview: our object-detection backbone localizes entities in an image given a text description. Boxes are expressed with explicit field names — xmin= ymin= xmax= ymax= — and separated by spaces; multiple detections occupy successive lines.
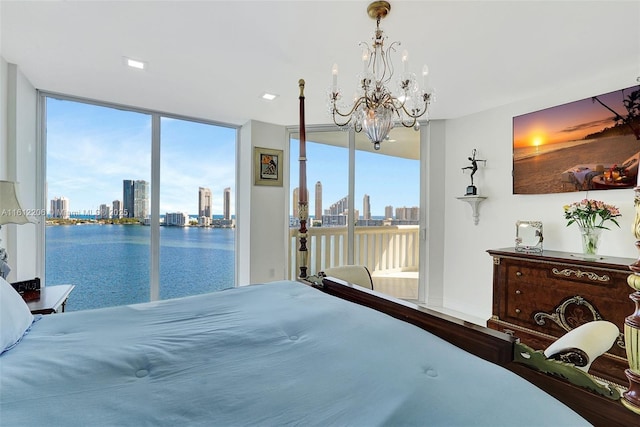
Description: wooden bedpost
xmin=624 ymin=186 xmax=640 ymax=414
xmin=297 ymin=79 xmax=308 ymax=279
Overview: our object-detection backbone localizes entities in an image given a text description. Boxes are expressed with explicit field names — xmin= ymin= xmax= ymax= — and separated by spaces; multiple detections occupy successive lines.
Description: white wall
xmin=0 ymin=57 xmax=7 ymax=178
xmin=0 ymin=58 xmax=7 ymax=268
xmin=441 ymin=66 xmax=639 ymax=322
xmin=238 ymin=120 xmax=288 ymax=285
xmin=1 ymin=59 xmax=38 ymax=282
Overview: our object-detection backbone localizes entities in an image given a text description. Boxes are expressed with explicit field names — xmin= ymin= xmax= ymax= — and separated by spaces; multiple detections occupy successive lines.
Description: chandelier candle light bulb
xmin=422 ymin=65 xmax=429 ymax=88
xmin=362 ymin=49 xmax=369 ymax=73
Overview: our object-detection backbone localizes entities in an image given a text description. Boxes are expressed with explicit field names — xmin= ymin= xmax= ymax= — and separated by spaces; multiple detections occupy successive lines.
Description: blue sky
xmin=289 ymin=140 xmax=420 ymax=217
xmin=47 ymin=98 xmax=235 ymax=216
xmin=46 ymin=97 xmax=419 ymax=218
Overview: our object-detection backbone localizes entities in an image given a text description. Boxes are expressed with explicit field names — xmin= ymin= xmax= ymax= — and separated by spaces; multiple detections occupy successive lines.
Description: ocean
xmin=513 ymin=139 xmax=597 ymax=161
xmin=46 ymin=224 xmax=235 ymax=311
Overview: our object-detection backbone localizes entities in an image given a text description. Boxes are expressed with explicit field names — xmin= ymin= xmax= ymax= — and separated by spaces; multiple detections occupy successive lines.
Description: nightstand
xmin=26 ymin=284 xmax=75 ymax=315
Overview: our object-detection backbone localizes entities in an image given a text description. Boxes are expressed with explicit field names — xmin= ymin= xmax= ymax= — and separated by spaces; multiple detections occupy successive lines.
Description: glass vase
xmin=579 ymin=226 xmax=603 ymax=257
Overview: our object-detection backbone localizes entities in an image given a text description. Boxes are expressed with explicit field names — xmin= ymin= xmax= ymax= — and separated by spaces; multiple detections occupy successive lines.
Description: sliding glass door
xmin=289 ymin=126 xmax=421 ymax=301
xmin=354 ymin=130 xmax=420 ymax=300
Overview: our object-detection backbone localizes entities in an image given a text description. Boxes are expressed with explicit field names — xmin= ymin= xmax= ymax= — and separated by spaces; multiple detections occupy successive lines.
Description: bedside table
xmin=26 ymin=284 xmax=75 ymax=314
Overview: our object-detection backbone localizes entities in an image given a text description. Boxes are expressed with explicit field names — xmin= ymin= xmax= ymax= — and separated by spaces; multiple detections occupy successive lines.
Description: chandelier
xmin=329 ymin=1 xmax=432 ymax=150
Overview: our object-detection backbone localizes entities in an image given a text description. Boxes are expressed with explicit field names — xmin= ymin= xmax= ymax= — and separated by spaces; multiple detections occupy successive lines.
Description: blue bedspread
xmin=1 ymin=280 xmax=587 ymax=426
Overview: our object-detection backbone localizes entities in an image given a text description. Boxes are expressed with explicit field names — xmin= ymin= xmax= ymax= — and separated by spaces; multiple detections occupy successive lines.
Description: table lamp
xmin=0 ymin=180 xmax=34 ymax=279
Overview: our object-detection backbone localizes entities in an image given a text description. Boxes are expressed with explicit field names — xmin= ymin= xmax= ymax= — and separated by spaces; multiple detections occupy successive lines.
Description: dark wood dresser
xmin=487 ymin=247 xmax=636 ymax=386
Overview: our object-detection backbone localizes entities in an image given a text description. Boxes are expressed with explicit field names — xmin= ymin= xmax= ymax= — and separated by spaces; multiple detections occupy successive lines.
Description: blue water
xmin=46 ymin=225 xmax=235 ymax=311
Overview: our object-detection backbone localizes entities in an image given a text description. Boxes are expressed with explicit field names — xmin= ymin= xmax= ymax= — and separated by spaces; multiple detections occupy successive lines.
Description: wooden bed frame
xmin=319 ymin=276 xmax=639 ymax=427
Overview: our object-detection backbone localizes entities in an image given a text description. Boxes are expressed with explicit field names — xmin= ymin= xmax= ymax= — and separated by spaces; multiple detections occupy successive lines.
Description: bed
xmin=1 ymin=276 xmax=590 ymax=426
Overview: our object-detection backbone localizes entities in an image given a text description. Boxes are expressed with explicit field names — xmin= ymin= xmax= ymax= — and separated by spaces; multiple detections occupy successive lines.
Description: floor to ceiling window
xmin=159 ymin=117 xmax=235 ymax=300
xmin=289 ymin=127 xmax=421 ymax=301
xmin=44 ymin=95 xmax=237 ymax=311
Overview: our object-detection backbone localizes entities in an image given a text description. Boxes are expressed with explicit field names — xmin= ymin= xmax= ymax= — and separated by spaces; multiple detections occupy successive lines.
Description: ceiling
xmin=1 ymin=0 xmax=639 ymax=129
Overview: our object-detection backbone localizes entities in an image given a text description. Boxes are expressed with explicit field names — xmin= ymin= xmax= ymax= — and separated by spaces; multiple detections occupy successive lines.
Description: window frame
xmin=287 ymin=124 xmax=427 ymax=302
xmin=36 ymin=91 xmax=240 ymax=302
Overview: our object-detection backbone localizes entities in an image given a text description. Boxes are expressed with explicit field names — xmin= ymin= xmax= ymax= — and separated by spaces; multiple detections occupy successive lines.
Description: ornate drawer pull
xmin=551 ymin=268 xmax=610 ymax=282
xmin=515 ymin=271 xmax=522 ymax=277
xmin=515 ymin=308 xmax=521 ymax=314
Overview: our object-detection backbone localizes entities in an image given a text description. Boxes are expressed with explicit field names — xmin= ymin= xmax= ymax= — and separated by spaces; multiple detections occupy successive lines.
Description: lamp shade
xmin=0 ymin=181 xmax=34 ymax=225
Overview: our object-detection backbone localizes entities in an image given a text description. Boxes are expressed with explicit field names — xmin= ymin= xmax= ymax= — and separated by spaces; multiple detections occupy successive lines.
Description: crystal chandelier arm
xmin=393 ymin=92 xmax=431 ymax=128
xmin=379 ymin=41 xmax=400 ymax=85
xmin=331 ymin=96 xmax=367 ymax=127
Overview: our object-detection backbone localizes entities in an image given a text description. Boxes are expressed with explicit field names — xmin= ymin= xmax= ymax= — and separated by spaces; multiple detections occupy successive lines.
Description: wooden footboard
xmin=320 ymin=276 xmax=640 ymax=427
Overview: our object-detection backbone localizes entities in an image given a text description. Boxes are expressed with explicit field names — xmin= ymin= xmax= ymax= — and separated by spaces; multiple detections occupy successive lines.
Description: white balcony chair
xmin=320 ymin=265 xmax=374 ymax=290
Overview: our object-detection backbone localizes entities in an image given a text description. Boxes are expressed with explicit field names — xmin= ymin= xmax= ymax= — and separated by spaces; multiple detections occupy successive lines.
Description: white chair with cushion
xmin=320 ymin=265 xmax=374 ymax=290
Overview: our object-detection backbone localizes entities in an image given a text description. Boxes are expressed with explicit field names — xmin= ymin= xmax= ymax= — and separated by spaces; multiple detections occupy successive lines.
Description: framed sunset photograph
xmin=513 ymin=85 xmax=640 ymax=194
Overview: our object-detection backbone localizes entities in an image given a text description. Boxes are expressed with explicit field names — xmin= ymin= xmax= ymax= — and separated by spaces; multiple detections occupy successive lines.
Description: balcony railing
xmin=288 ymin=225 xmax=420 ymax=279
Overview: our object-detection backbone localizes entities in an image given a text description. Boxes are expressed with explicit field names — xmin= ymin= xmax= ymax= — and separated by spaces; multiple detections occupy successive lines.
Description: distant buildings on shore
xmin=49 ymin=180 xmax=234 ymax=228
xmin=291 ymin=181 xmax=419 ymax=227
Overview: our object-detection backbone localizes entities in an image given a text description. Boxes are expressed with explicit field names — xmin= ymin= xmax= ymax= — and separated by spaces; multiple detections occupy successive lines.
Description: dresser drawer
xmin=488 ymin=248 xmax=636 ymax=382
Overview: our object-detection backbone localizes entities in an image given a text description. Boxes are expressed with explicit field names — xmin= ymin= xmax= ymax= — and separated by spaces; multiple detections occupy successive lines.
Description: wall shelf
xmin=456 ymin=195 xmax=487 ymax=225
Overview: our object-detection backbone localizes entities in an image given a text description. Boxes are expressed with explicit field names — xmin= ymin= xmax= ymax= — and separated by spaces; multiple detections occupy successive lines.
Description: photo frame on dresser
xmin=515 ymin=220 xmax=543 ymax=253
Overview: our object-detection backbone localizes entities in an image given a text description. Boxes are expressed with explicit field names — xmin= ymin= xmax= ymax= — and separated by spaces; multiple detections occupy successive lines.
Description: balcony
xmin=289 ymin=225 xmax=419 ymax=299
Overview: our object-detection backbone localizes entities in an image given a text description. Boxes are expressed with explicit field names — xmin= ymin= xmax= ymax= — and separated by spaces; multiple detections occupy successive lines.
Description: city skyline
xmin=289 ymin=138 xmax=420 ymax=217
xmin=46 ymin=97 xmax=418 ymax=219
xmin=46 ymin=97 xmax=236 ymax=217
xmin=48 ymin=184 xmax=232 ymax=219
xmin=291 ymin=187 xmax=418 ymax=220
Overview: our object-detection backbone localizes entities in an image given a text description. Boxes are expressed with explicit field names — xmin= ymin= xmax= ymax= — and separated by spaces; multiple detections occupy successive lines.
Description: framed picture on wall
xmin=254 ymin=147 xmax=283 ymax=187
xmin=512 ymin=85 xmax=640 ymax=194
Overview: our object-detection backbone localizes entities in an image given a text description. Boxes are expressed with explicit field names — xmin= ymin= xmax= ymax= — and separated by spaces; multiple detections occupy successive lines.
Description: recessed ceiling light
xmin=260 ymin=92 xmax=278 ymax=101
xmin=124 ymin=57 xmax=146 ymax=70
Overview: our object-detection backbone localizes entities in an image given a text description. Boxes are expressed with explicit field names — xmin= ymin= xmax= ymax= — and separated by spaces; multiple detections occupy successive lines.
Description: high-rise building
xmin=329 ymin=196 xmax=348 ymax=216
xmin=395 ymin=206 xmax=420 ymax=222
xmin=98 ymin=204 xmax=110 ymax=219
xmin=165 ymin=212 xmax=188 ymax=226
xmin=223 ymin=187 xmax=231 ymax=220
xmin=112 ymin=200 xmax=123 ymax=219
xmin=363 ymin=194 xmax=370 ymax=220
xmin=50 ymin=196 xmax=70 ymax=219
xmin=133 ymin=180 xmax=149 ymax=220
xmin=315 ymin=181 xmax=322 ymax=220
xmin=385 ymin=205 xmax=394 ymax=220
xmin=123 ymin=180 xmax=134 ymax=218
xmin=199 ymin=187 xmax=212 ymax=219
xmin=408 ymin=206 xmax=420 ymax=221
